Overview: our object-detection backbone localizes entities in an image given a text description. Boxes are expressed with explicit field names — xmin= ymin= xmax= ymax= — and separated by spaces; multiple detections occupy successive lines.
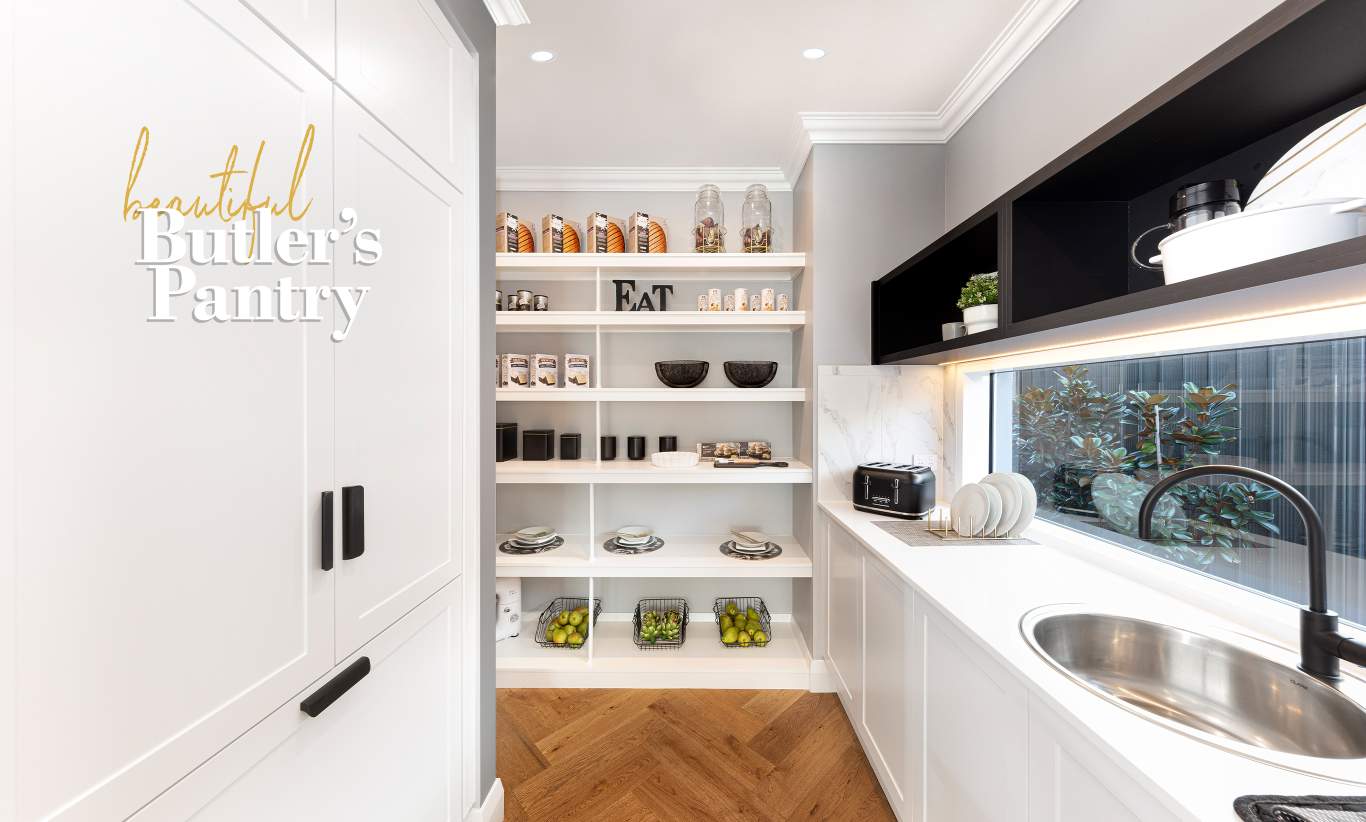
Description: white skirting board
xmin=466 ymin=778 xmax=504 ymax=822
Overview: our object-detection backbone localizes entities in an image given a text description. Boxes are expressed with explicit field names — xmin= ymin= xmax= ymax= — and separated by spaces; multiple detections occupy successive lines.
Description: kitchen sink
xmin=1021 ymin=606 xmax=1366 ymax=779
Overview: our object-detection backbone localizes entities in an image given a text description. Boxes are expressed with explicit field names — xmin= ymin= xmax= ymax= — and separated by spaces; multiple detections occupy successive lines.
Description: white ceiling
xmin=495 ymin=0 xmax=1050 ymax=173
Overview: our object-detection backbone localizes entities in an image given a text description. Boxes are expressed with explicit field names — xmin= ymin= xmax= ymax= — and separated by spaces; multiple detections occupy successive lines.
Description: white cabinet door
xmin=918 ymin=604 xmax=1029 ymax=822
xmin=241 ymin=0 xmax=337 ymax=74
xmin=336 ymin=0 xmax=474 ymax=186
xmin=333 ymin=91 xmax=466 ymax=658
xmin=827 ymin=520 xmax=864 ymax=710
xmin=862 ymin=554 xmax=915 ymax=818
xmin=8 ymin=3 xmax=334 ymax=820
xmin=130 ymin=582 xmax=466 ymax=822
xmin=1027 ymin=698 xmax=1180 ymax=822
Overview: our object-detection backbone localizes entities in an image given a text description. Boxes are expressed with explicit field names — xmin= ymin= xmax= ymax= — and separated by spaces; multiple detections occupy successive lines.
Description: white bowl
xmin=1153 ymin=197 xmax=1366 ymax=284
xmin=651 ymin=451 xmax=700 ymax=468
xmin=1248 ymin=104 xmax=1366 ymax=211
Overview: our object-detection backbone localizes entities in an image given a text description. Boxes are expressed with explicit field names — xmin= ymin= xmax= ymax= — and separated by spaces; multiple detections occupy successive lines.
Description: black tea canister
xmin=495 ymin=422 xmax=518 ymax=462
xmin=522 ymin=429 xmax=555 ymax=461
xmin=600 ymin=435 xmax=618 ymax=461
xmin=659 ymin=435 xmax=677 ymax=452
xmin=560 ymin=433 xmax=581 ymax=460
xmin=627 ymin=435 xmax=646 ymax=460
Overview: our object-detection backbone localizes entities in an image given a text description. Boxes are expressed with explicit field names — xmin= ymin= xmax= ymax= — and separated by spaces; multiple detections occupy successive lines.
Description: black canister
xmin=495 ymin=422 xmax=517 ymax=462
xmin=560 ymin=433 xmax=581 ymax=460
xmin=600 ymin=436 xmax=618 ymax=461
xmin=522 ymin=429 xmax=555 ymax=461
xmin=659 ymin=435 xmax=678 ymax=452
xmin=627 ymin=436 xmax=646 ymax=461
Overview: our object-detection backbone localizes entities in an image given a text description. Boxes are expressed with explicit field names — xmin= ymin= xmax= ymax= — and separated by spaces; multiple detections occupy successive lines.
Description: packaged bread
xmin=516 ymin=223 xmax=535 ymax=253
xmin=496 ymin=212 xmax=520 ymax=253
xmin=564 ymin=354 xmax=591 ymax=388
xmin=499 ymin=353 xmax=530 ymax=388
xmin=541 ymin=214 xmax=582 ymax=254
xmin=628 ymin=212 xmax=668 ymax=253
xmin=587 ymin=213 xmax=626 ymax=253
xmin=532 ymin=353 xmax=559 ymax=387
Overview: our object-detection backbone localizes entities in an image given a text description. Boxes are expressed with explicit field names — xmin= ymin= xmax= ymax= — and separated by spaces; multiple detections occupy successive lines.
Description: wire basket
xmin=713 ymin=596 xmax=772 ymax=647
xmin=534 ymin=597 xmax=601 ymax=650
xmin=632 ymin=597 xmax=689 ymax=650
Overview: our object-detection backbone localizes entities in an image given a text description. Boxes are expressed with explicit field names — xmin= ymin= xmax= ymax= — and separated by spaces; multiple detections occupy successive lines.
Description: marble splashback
xmin=817 ymin=365 xmax=943 ymax=503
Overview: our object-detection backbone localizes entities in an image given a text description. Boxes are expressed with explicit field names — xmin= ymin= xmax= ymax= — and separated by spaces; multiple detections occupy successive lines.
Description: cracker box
xmin=697 ymin=441 xmax=773 ymax=461
xmin=496 ymin=212 xmax=520 ymax=253
xmin=564 ymin=353 xmax=591 ymax=388
xmin=532 ymin=353 xmax=559 ymax=388
xmin=499 ymin=353 xmax=530 ymax=388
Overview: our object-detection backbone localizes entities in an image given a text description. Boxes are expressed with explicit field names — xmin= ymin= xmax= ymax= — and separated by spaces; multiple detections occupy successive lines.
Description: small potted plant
xmin=957 ymin=272 xmax=999 ymax=334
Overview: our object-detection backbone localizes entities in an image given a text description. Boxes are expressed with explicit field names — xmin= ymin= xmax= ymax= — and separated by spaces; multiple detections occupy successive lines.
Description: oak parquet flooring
xmin=498 ymin=689 xmax=896 ymax=822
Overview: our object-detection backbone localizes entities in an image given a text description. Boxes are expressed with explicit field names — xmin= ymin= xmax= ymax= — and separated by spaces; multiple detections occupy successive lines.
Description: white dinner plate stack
xmin=949 ymin=473 xmax=1037 ymax=538
xmin=500 ymin=525 xmax=563 ymax=554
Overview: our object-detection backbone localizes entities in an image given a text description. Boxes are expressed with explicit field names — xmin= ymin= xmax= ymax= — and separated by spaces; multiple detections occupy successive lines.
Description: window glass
xmin=993 ymin=337 xmax=1366 ymax=626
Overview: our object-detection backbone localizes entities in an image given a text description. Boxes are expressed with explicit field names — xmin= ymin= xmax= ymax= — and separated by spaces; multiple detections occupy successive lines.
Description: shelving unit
xmin=494 ymin=252 xmax=815 ymax=688
xmin=873 ymin=0 xmax=1366 ymax=364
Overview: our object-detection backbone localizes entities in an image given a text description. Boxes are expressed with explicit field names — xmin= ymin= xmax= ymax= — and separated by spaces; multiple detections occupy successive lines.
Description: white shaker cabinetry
xmin=822 ymin=513 xmax=1174 ymax=822
xmin=241 ymin=0 xmax=337 ymax=73
xmin=131 ymin=583 xmax=465 ymax=822
xmin=4 ymin=0 xmax=482 ymax=819
xmin=333 ymin=91 xmax=467 ymax=659
xmin=8 ymin=3 xmax=335 ymax=820
xmin=337 ymin=0 xmax=474 ymax=187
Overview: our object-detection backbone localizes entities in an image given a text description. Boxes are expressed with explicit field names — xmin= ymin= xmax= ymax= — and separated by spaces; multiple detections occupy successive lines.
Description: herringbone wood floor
xmin=498 ymin=689 xmax=897 ymax=821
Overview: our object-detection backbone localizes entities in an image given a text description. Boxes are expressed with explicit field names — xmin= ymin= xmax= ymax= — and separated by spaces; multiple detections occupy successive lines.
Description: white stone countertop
xmin=819 ymin=499 xmax=1366 ymax=822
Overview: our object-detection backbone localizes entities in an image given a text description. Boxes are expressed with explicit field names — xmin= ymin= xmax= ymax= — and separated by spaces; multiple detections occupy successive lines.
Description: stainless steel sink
xmin=1021 ymin=605 xmax=1366 ymax=779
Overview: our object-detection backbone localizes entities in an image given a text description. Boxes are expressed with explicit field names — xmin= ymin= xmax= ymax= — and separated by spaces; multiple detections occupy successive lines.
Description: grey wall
xmin=943 ymin=0 xmax=1282 ymax=228
xmin=435 ymin=0 xmax=496 ymax=803
xmin=802 ymin=143 xmax=947 ymax=366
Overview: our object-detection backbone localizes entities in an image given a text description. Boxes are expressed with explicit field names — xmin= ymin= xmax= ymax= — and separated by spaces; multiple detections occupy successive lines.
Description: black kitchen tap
xmin=1137 ymin=464 xmax=1366 ymax=682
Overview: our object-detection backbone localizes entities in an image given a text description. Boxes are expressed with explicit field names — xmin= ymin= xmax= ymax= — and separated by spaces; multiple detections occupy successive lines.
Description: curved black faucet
xmin=1137 ymin=464 xmax=1366 ymax=681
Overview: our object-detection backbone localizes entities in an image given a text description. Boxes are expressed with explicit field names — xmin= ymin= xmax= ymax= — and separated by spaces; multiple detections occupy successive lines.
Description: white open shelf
xmin=496 ymin=459 xmax=812 ymax=484
xmin=495 ymin=387 xmax=805 ymax=402
xmin=495 ymin=534 xmax=811 ymax=578
xmin=495 ymin=613 xmax=812 ymax=689
xmin=496 ymin=252 xmax=806 ymax=281
xmin=496 ymin=310 xmax=806 ymax=331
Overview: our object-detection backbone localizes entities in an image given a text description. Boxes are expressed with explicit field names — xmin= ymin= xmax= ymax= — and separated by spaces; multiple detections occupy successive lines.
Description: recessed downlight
xmin=529 ymin=50 xmax=556 ymax=63
xmin=802 ymin=47 xmax=826 ymax=60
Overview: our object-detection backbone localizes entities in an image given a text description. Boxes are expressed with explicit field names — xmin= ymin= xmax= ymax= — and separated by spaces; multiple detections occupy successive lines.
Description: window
xmin=991 ymin=336 xmax=1366 ymax=626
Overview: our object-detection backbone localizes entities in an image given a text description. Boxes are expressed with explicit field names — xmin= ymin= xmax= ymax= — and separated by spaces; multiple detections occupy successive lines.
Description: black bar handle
xmin=299 ymin=656 xmax=370 ymax=717
xmin=321 ymin=491 xmax=334 ymax=571
xmin=342 ymin=485 xmax=365 ymax=560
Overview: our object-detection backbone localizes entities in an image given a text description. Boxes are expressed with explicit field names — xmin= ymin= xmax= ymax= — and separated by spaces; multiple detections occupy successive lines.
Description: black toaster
xmin=853 ymin=463 xmax=936 ymax=519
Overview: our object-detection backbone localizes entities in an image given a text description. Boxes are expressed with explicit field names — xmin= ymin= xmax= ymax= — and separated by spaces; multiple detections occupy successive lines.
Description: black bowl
xmin=723 ymin=361 xmax=778 ymax=388
xmin=655 ymin=360 xmax=709 ymax=388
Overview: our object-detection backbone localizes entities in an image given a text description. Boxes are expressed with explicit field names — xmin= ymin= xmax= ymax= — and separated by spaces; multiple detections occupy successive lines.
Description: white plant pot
xmin=962 ymin=303 xmax=998 ymax=335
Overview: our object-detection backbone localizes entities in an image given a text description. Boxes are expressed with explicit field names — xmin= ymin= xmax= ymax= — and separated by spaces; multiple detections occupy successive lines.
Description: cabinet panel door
xmin=241 ymin=0 xmax=337 ymax=74
xmin=920 ymin=605 xmax=1029 ymax=822
xmin=333 ymin=90 xmax=466 ymax=658
xmin=1027 ymin=699 xmax=1179 ymax=822
xmin=336 ymin=0 xmax=473 ymax=185
xmin=9 ymin=3 xmax=334 ymax=821
xmin=827 ymin=521 xmax=864 ymax=709
xmin=130 ymin=582 xmax=466 ymax=822
xmin=862 ymin=554 xmax=913 ymax=815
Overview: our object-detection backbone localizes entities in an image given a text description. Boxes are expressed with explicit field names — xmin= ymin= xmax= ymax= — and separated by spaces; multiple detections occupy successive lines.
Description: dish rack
xmin=926 ymin=507 xmax=1016 ymax=541
xmin=533 ymin=596 xmax=602 ymax=649
xmin=712 ymin=596 xmax=771 ymax=648
xmin=632 ymin=597 xmax=689 ymax=650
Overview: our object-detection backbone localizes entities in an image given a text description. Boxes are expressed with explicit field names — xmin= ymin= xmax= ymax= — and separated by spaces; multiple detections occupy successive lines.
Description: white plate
xmin=514 ymin=525 xmax=556 ymax=542
xmin=981 ymin=473 xmax=1022 ymax=537
xmin=729 ymin=541 xmax=771 ymax=554
xmin=615 ymin=525 xmax=652 ymax=541
xmin=731 ymin=529 xmax=770 ymax=546
xmin=950 ymin=484 xmax=990 ymax=538
xmin=977 ymin=482 xmax=1003 ymax=537
xmin=1008 ymin=473 xmax=1037 ymax=537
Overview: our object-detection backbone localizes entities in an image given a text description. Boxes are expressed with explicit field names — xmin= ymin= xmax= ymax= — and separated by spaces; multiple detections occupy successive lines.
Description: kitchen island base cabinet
xmin=827 ymin=522 xmax=864 ymax=710
xmin=130 ymin=583 xmax=466 ymax=822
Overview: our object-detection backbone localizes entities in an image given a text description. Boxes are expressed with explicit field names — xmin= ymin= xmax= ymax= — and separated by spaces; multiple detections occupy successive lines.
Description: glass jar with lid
xmin=741 ymin=183 xmax=772 ymax=253
xmin=693 ymin=184 xmax=726 ymax=253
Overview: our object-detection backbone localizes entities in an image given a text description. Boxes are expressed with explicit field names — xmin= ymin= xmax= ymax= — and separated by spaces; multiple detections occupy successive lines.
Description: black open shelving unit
xmin=872 ymin=0 xmax=1366 ymax=364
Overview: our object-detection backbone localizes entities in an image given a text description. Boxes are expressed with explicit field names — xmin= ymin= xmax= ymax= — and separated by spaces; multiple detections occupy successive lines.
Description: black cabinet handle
xmin=342 ymin=485 xmax=365 ymax=560
xmin=321 ymin=491 xmax=334 ymax=571
xmin=299 ymin=657 xmax=370 ymax=718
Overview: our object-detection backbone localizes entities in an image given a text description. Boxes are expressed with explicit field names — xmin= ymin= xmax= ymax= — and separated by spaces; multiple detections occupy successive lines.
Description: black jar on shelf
xmin=627 ymin=436 xmax=646 ymax=461
xmin=560 ymin=433 xmax=581 ymax=461
xmin=600 ymin=436 xmax=618 ymax=461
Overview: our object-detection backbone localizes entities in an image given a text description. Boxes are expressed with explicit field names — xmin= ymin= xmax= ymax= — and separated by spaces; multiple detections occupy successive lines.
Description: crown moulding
xmin=495 ymin=166 xmax=791 ymax=193
xmin=483 ymin=0 xmax=529 ymax=26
